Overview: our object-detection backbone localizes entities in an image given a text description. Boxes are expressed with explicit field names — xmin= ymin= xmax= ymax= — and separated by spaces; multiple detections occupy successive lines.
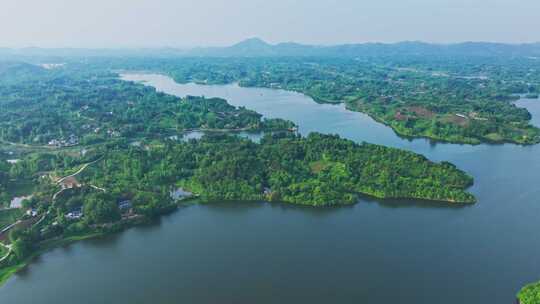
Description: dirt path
xmin=53 ymin=157 xmax=106 ymax=201
xmin=56 ymin=157 xmax=102 ymax=184
xmin=0 ymin=243 xmax=12 ymax=262
xmin=89 ymin=185 xmax=106 ymax=192
xmin=0 ymin=221 xmax=21 ymax=234
xmin=0 ymin=139 xmax=54 ymax=150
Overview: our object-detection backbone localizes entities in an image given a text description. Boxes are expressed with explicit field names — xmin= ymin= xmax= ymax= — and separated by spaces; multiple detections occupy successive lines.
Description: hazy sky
xmin=2 ymin=0 xmax=539 ymax=48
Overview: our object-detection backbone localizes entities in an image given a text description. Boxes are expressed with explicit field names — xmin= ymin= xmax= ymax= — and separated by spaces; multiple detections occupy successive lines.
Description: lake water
xmin=1 ymin=74 xmax=539 ymax=304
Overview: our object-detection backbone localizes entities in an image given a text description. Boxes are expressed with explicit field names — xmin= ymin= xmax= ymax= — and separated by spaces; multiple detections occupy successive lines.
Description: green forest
xmin=0 ymin=66 xmax=294 ymax=146
xmin=83 ymin=132 xmax=475 ymax=207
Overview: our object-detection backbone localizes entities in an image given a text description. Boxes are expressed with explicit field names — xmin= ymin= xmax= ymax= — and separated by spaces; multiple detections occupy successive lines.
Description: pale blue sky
xmin=1 ymin=0 xmax=539 ymax=48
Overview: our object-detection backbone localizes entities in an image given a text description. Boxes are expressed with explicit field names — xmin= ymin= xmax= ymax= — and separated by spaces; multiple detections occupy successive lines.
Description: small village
xmin=47 ymin=135 xmax=79 ymax=148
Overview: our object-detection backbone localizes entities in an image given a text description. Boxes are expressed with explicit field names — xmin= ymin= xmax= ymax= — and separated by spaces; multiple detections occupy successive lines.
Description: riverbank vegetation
xmin=96 ymin=56 xmax=540 ymax=145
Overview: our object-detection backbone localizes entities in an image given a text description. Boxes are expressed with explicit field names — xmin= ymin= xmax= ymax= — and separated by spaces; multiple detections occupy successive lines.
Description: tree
xmin=83 ymin=194 xmax=120 ymax=224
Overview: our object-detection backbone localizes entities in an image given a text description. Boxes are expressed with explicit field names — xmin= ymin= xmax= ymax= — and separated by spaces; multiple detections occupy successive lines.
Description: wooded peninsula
xmin=0 ymin=62 xmax=476 ymax=284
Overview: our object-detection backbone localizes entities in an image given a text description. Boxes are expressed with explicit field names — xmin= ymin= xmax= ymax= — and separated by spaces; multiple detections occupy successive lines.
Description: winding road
xmin=56 ymin=157 xmax=103 ymax=185
xmin=0 ymin=157 xmax=106 ymax=262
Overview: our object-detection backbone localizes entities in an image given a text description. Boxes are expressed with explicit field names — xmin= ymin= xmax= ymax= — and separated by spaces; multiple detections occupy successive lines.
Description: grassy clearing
xmin=309 ymin=160 xmax=336 ymax=174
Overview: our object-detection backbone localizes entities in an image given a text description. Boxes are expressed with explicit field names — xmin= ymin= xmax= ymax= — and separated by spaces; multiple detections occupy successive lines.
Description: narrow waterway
xmin=1 ymin=74 xmax=539 ymax=304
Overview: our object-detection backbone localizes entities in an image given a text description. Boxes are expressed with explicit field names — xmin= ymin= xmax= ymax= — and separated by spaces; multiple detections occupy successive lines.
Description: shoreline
xmin=227 ymin=80 xmax=540 ymax=146
xmin=0 ymin=186 xmax=475 ymax=286
xmin=123 ymin=71 xmax=540 ymax=146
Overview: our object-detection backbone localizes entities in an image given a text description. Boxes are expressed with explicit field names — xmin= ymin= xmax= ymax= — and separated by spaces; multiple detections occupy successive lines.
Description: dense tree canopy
xmin=0 ymin=66 xmax=294 ymax=145
xmin=83 ymin=133 xmax=475 ymax=206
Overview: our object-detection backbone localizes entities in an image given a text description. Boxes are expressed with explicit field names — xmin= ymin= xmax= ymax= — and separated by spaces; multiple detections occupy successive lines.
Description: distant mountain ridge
xmin=0 ymin=61 xmax=46 ymax=81
xmin=2 ymin=38 xmax=540 ymax=58
xmin=184 ymin=38 xmax=540 ymax=58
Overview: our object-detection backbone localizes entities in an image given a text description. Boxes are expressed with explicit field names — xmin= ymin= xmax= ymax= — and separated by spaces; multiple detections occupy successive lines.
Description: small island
xmin=518 ymin=280 xmax=540 ymax=304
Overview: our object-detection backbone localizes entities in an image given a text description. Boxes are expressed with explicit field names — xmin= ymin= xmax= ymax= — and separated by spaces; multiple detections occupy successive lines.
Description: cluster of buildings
xmin=64 ymin=200 xmax=133 ymax=221
xmin=170 ymin=188 xmax=193 ymax=201
xmin=65 ymin=207 xmax=83 ymax=220
xmin=118 ymin=200 xmax=133 ymax=214
xmin=26 ymin=208 xmax=38 ymax=217
xmin=92 ymin=127 xmax=120 ymax=138
xmin=106 ymin=129 xmax=121 ymax=138
xmin=48 ymin=134 xmax=79 ymax=147
xmin=40 ymin=63 xmax=65 ymax=70
xmin=59 ymin=176 xmax=81 ymax=190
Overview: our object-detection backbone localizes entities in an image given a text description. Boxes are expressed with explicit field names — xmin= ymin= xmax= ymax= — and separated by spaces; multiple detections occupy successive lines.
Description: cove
xmin=1 ymin=74 xmax=539 ymax=304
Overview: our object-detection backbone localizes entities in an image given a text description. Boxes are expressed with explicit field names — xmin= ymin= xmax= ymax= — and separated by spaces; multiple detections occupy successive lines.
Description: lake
xmin=1 ymin=73 xmax=539 ymax=304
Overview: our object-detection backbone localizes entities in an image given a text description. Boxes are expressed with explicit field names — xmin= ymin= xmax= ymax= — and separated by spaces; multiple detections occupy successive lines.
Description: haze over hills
xmin=0 ymin=61 xmax=47 ymax=82
xmin=1 ymin=38 xmax=540 ymax=58
xmin=190 ymin=38 xmax=540 ymax=58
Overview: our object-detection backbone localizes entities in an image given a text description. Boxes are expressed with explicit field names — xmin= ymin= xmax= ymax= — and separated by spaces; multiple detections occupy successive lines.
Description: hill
xmin=2 ymin=39 xmax=540 ymax=59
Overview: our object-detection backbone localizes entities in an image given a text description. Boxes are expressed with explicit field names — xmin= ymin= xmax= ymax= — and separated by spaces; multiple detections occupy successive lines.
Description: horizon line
xmin=1 ymin=38 xmax=540 ymax=50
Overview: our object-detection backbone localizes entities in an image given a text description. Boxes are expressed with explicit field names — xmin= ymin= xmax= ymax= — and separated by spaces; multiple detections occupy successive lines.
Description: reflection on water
xmin=357 ymin=194 xmax=473 ymax=210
